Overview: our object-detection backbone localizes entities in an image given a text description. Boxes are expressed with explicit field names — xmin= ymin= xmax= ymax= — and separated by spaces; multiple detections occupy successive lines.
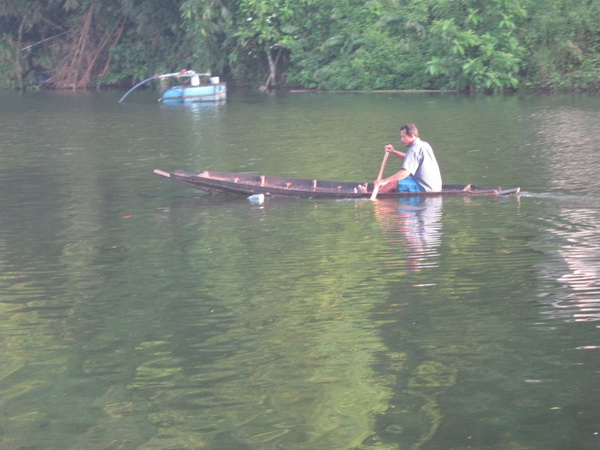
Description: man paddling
xmin=373 ymin=123 xmax=442 ymax=194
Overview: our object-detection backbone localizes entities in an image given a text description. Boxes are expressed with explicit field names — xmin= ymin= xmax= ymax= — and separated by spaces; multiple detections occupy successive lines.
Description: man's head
xmin=400 ymin=123 xmax=419 ymax=147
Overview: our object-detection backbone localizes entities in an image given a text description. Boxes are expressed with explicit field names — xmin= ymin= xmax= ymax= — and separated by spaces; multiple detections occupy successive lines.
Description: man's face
xmin=400 ymin=130 xmax=414 ymax=147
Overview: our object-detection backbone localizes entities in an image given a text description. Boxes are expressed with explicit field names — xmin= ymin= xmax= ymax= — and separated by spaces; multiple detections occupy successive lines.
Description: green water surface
xmin=1 ymin=90 xmax=599 ymax=449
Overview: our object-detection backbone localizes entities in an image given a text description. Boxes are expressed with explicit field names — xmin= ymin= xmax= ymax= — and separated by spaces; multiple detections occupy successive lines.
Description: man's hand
xmin=385 ymin=144 xmax=406 ymax=160
xmin=374 ymin=179 xmax=389 ymax=189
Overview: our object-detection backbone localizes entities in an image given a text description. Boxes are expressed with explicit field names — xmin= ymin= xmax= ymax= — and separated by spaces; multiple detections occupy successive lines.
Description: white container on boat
xmin=210 ymin=77 xmax=220 ymax=84
xmin=247 ymin=194 xmax=264 ymax=205
xmin=191 ymin=75 xmax=200 ymax=86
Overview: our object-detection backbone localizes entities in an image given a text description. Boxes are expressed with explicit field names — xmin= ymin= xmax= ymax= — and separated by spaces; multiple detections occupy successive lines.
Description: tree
xmin=180 ymin=0 xmax=234 ymax=77
xmin=0 ymin=0 xmax=68 ymax=89
xmin=271 ymin=0 xmax=435 ymax=90
xmin=425 ymin=0 xmax=527 ymax=93
xmin=0 ymin=0 xmax=188 ymax=90
xmin=231 ymin=0 xmax=310 ymax=87
xmin=520 ymin=0 xmax=600 ymax=91
xmin=1 ymin=0 xmax=599 ymax=92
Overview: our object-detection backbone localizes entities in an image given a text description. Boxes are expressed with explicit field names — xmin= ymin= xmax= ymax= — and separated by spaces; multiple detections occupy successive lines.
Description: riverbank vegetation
xmin=1 ymin=0 xmax=598 ymax=93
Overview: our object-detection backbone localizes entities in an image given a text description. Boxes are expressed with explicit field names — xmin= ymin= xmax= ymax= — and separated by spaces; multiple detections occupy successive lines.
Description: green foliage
xmin=180 ymin=0 xmax=235 ymax=75
xmin=97 ymin=0 xmax=192 ymax=85
xmin=520 ymin=0 xmax=600 ymax=91
xmin=0 ymin=0 xmax=599 ymax=92
xmin=0 ymin=34 xmax=22 ymax=90
xmin=425 ymin=0 xmax=527 ymax=93
xmin=306 ymin=29 xmax=432 ymax=90
xmin=283 ymin=0 xmax=436 ymax=90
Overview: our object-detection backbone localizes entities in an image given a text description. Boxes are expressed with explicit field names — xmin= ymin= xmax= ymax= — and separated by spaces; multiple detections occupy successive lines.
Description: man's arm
xmin=374 ymin=168 xmax=411 ymax=192
xmin=385 ymin=144 xmax=406 ymax=160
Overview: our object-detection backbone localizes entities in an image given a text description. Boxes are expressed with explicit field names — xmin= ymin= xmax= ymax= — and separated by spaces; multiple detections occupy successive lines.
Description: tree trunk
xmin=48 ymin=5 xmax=126 ymax=90
xmin=266 ymin=49 xmax=277 ymax=87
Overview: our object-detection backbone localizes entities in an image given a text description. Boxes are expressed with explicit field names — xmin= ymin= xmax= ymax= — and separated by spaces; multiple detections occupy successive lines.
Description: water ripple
xmin=532 ymin=205 xmax=600 ymax=331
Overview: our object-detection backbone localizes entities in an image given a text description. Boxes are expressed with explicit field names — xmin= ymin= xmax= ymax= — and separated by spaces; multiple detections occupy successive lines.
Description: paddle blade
xmin=370 ymin=185 xmax=380 ymax=201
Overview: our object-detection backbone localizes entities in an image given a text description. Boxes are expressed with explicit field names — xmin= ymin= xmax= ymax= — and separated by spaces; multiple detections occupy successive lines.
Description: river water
xmin=1 ymin=89 xmax=599 ymax=449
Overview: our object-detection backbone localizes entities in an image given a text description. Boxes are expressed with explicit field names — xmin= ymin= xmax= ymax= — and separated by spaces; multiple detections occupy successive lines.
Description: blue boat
xmin=160 ymin=71 xmax=226 ymax=103
xmin=118 ymin=70 xmax=226 ymax=104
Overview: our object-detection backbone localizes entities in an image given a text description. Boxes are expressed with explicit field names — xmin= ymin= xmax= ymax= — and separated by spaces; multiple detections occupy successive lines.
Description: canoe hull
xmin=153 ymin=169 xmax=520 ymax=199
xmin=161 ymin=83 xmax=226 ymax=103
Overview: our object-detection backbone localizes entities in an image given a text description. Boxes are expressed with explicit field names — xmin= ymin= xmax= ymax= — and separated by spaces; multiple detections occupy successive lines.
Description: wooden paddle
xmin=370 ymin=151 xmax=390 ymax=200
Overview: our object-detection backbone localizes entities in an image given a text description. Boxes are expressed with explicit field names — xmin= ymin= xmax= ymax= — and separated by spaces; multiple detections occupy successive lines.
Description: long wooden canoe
xmin=153 ymin=169 xmax=520 ymax=199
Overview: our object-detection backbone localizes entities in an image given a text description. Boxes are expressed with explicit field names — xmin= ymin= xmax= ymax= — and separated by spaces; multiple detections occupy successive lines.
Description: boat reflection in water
xmin=374 ymin=197 xmax=443 ymax=273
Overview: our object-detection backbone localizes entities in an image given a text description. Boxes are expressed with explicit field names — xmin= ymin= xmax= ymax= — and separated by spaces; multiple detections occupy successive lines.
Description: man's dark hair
xmin=401 ymin=123 xmax=419 ymax=138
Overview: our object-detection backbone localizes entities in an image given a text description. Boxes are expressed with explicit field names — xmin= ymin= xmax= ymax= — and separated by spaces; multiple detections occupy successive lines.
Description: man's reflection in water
xmin=374 ymin=196 xmax=443 ymax=272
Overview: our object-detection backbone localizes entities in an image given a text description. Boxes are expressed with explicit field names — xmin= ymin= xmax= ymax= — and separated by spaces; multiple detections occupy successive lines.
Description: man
xmin=374 ymin=123 xmax=442 ymax=193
